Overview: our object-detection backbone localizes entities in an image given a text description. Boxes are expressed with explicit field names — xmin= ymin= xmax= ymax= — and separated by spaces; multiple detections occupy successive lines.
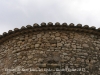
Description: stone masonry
xmin=0 ymin=22 xmax=100 ymax=75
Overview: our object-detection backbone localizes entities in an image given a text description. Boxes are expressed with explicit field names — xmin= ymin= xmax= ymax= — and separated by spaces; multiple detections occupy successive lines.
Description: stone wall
xmin=0 ymin=22 xmax=100 ymax=75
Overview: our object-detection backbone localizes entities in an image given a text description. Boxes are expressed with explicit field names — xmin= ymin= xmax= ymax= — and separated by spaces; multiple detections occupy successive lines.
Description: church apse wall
xmin=0 ymin=22 xmax=100 ymax=75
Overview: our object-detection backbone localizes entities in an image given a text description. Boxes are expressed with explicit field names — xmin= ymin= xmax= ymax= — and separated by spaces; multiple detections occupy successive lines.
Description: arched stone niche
xmin=0 ymin=22 xmax=100 ymax=75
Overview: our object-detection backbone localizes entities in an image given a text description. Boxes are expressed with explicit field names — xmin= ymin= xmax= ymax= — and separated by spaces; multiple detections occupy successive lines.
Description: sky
xmin=0 ymin=0 xmax=100 ymax=34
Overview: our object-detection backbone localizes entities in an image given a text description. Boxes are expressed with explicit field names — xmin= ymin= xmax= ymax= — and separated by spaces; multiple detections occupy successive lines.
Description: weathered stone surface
xmin=61 ymin=36 xmax=68 ymax=40
xmin=37 ymin=34 xmax=41 ymax=38
xmin=16 ymin=53 xmax=20 ymax=56
xmin=0 ymin=30 xmax=100 ymax=75
xmin=17 ymin=41 xmax=22 ymax=44
xmin=83 ymin=53 xmax=88 ymax=56
xmin=38 ymin=58 xmax=43 ymax=62
xmin=40 ymin=51 xmax=44 ymax=54
xmin=55 ymin=33 xmax=60 ymax=36
xmin=51 ymin=44 xmax=56 ymax=47
xmin=50 ymin=35 xmax=55 ymax=38
xmin=44 ymin=33 xmax=50 ymax=37
xmin=27 ymin=60 xmax=33 ymax=64
xmin=64 ymin=44 xmax=70 ymax=47
xmin=82 ymin=44 xmax=89 ymax=48
xmin=72 ymin=45 xmax=76 ymax=49
xmin=35 ymin=44 xmax=40 ymax=47
xmin=20 ymin=38 xmax=24 ymax=41
xmin=63 ymin=53 xmax=68 ymax=55
xmin=40 ymin=73 xmax=46 ymax=75
xmin=77 ymin=46 xmax=82 ymax=49
xmin=28 ymin=39 xmax=32 ymax=42
xmin=17 ymin=55 xmax=22 ymax=59
xmin=57 ymin=43 xmax=63 ymax=47
xmin=49 ymin=40 xmax=57 ymax=44
xmin=17 ymin=71 xmax=21 ymax=74
xmin=28 ymin=55 xmax=33 ymax=59
xmin=30 ymin=45 xmax=34 ymax=48
xmin=55 ymin=37 xmax=61 ymax=40
xmin=32 ymin=36 xmax=36 ymax=39
xmin=70 ymin=57 xmax=75 ymax=61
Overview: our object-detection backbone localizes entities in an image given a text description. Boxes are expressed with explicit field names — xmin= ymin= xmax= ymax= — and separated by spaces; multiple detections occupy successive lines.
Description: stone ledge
xmin=0 ymin=22 xmax=100 ymax=44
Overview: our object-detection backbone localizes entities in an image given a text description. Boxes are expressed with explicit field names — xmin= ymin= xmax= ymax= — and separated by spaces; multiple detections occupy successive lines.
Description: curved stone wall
xmin=0 ymin=22 xmax=100 ymax=75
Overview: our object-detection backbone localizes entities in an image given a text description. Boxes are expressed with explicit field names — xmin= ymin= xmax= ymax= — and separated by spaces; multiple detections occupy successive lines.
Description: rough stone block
xmin=37 ymin=34 xmax=41 ymax=38
xmin=35 ymin=44 xmax=40 ymax=47
xmin=55 ymin=33 xmax=60 ymax=36
xmin=82 ymin=44 xmax=89 ymax=48
xmin=57 ymin=43 xmax=63 ymax=47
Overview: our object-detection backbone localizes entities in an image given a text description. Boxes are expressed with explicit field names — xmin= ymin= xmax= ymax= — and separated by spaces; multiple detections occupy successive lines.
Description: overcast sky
xmin=0 ymin=0 xmax=100 ymax=34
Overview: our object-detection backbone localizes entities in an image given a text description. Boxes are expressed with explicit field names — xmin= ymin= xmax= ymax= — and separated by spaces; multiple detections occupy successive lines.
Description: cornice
xmin=0 ymin=22 xmax=100 ymax=44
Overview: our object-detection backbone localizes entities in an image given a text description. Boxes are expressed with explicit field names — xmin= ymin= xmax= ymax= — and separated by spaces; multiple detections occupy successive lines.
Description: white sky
xmin=0 ymin=0 xmax=100 ymax=34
